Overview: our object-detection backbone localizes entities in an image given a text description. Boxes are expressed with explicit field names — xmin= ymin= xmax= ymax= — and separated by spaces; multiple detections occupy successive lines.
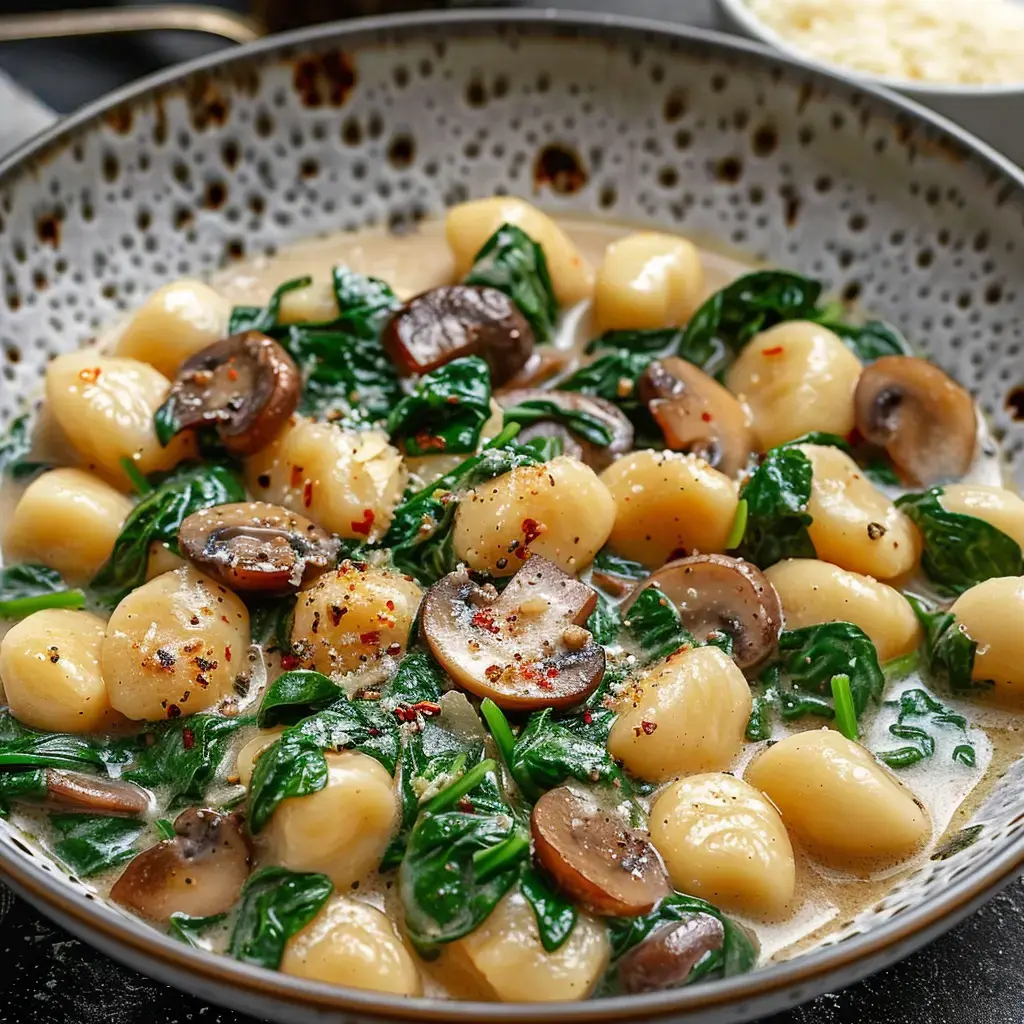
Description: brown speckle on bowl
xmin=291 ymin=51 xmax=356 ymax=109
xmin=533 ymin=143 xmax=588 ymax=195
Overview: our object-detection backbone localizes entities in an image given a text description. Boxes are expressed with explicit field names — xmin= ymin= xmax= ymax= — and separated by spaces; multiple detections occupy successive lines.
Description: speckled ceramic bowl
xmin=2 ymin=10 xmax=1024 ymax=1023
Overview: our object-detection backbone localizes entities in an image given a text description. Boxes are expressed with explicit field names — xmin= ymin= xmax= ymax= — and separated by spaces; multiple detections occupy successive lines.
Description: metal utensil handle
xmin=0 ymin=5 xmax=264 ymax=43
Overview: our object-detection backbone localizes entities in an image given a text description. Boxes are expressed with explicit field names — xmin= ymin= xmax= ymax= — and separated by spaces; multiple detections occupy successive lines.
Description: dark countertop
xmin=0 ymin=1 xmax=1022 ymax=1022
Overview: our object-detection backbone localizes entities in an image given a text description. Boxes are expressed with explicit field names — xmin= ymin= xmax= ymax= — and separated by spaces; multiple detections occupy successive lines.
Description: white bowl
xmin=714 ymin=0 xmax=1024 ymax=164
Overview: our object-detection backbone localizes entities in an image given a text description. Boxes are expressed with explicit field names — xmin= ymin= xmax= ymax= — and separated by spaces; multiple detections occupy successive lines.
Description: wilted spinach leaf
xmin=168 ymin=912 xmax=227 ymax=947
xmin=50 ymin=814 xmax=145 ymax=878
xmin=0 ymin=564 xmax=85 ymax=619
xmin=735 ymin=446 xmax=815 ymax=568
xmin=559 ymin=348 xmax=659 ymax=419
xmin=91 ymin=463 xmax=245 ymax=607
xmin=587 ymin=593 xmax=622 ymax=646
xmin=592 ymin=549 xmax=648 ymax=585
xmin=247 ymin=595 xmax=296 ymax=652
xmin=819 ymin=318 xmax=911 ymax=362
xmin=876 ymin=688 xmax=976 ymax=769
xmin=623 ymin=585 xmax=694 ymax=664
xmin=502 ymin=397 xmax=615 ymax=447
xmin=0 ymin=414 xmax=49 ymax=480
xmin=897 ymin=488 xmax=1023 ymax=596
xmin=227 ymin=276 xmax=315 ymax=335
xmin=0 ymin=708 xmax=137 ymax=773
xmin=463 ymin=224 xmax=558 ymax=343
xmin=909 ymin=597 xmax=984 ymax=692
xmin=388 ymin=356 xmax=492 ymax=456
xmin=256 ymin=670 xmax=344 ymax=728
xmin=520 ymin=865 xmax=577 ymax=953
xmin=228 ymin=866 xmax=333 ymax=969
xmin=381 ymin=650 xmax=446 ymax=706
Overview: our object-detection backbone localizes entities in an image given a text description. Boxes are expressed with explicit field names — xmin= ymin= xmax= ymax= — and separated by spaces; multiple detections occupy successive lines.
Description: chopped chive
xmin=726 ymin=498 xmax=748 ymax=550
xmin=472 ymin=829 xmax=530 ymax=883
xmin=424 ymin=758 xmax=496 ymax=815
xmin=831 ymin=674 xmax=859 ymax=741
xmin=0 ymin=588 xmax=86 ymax=619
xmin=119 ymin=456 xmax=153 ymax=496
xmin=155 ymin=818 xmax=176 ymax=841
xmin=480 ymin=699 xmax=516 ymax=769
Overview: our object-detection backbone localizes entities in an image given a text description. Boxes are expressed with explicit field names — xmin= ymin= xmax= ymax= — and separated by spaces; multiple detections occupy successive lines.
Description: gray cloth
xmin=0 ymin=68 xmax=56 ymax=156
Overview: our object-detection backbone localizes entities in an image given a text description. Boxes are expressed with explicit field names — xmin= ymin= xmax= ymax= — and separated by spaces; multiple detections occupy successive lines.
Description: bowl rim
xmin=2 ymin=7 xmax=1024 ymax=1021
xmin=713 ymin=0 xmax=1024 ymax=97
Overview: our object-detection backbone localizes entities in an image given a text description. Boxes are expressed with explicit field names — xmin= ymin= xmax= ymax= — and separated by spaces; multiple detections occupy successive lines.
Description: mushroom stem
xmin=42 ymin=769 xmax=150 ymax=817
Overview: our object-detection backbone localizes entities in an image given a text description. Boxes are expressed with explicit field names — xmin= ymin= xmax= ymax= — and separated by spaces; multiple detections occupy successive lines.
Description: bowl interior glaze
xmin=1 ymin=11 xmax=1024 ymax=1023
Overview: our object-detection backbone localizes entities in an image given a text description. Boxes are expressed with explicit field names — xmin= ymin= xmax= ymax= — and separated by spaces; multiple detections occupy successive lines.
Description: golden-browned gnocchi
xmin=745 ymin=730 xmax=930 ymax=868
xmin=0 ymin=609 xmax=120 ymax=733
xmin=799 ymin=443 xmax=920 ymax=579
xmin=245 ymin=417 xmax=405 ymax=542
xmin=45 ymin=352 xmax=196 ymax=488
xmin=950 ymin=576 xmax=1024 ymax=688
xmin=592 ymin=232 xmax=705 ymax=333
xmin=3 ymin=468 xmax=132 ymax=583
xmin=260 ymin=751 xmax=398 ymax=888
xmin=650 ymin=773 xmax=795 ymax=918
xmin=765 ymin=558 xmax=921 ymax=661
xmin=446 ymin=197 xmax=594 ymax=306
xmin=281 ymin=897 xmax=421 ymax=994
xmin=114 ymin=279 xmax=231 ymax=378
xmin=600 ymin=449 xmax=738 ymax=566
xmin=726 ymin=321 xmax=863 ymax=450
xmin=291 ymin=563 xmax=423 ymax=677
xmin=449 ymin=890 xmax=609 ymax=1002
xmin=453 ymin=456 xmax=614 ymax=576
xmin=607 ymin=646 xmax=751 ymax=780
xmin=940 ymin=484 xmax=1024 ymax=548
xmin=101 ymin=566 xmax=250 ymax=721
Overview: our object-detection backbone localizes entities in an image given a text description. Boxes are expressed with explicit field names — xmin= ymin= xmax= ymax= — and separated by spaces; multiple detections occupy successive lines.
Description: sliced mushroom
xmin=638 ymin=357 xmax=754 ymax=477
xmin=111 ymin=808 xmax=251 ymax=924
xmin=381 ymin=285 xmax=534 ymax=386
xmin=854 ymin=355 xmax=977 ymax=485
xmin=498 ymin=349 xmax=570 ymax=391
xmin=42 ymin=770 xmax=149 ymax=817
xmin=163 ymin=331 xmax=300 ymax=455
xmin=617 ymin=916 xmax=727 ymax=994
xmin=420 ymin=557 xmax=604 ymax=710
xmin=178 ymin=501 xmax=340 ymax=595
xmin=624 ymin=554 xmax=782 ymax=672
xmin=531 ymin=786 xmax=670 ymax=917
xmin=498 ymin=389 xmax=634 ymax=470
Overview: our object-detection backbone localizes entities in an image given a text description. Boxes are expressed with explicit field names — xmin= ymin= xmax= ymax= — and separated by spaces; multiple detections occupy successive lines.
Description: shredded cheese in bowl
xmin=746 ymin=0 xmax=1024 ymax=86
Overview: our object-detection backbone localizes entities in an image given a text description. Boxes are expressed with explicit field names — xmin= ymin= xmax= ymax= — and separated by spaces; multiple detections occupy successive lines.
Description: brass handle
xmin=0 ymin=5 xmax=265 ymax=44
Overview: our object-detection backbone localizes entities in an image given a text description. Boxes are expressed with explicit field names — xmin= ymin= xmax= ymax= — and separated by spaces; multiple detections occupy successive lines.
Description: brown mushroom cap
xmin=110 ymin=808 xmax=251 ymax=924
xmin=381 ymin=285 xmax=535 ymax=386
xmin=178 ymin=501 xmax=340 ymax=596
xmin=420 ymin=557 xmax=605 ymax=711
xmin=165 ymin=331 xmax=300 ymax=455
xmin=497 ymin=389 xmax=634 ymax=470
xmin=638 ymin=357 xmax=754 ymax=477
xmin=531 ymin=786 xmax=670 ymax=917
xmin=624 ymin=554 xmax=782 ymax=672
xmin=854 ymin=355 xmax=977 ymax=485
xmin=42 ymin=769 xmax=150 ymax=817
xmin=617 ymin=916 xmax=727 ymax=994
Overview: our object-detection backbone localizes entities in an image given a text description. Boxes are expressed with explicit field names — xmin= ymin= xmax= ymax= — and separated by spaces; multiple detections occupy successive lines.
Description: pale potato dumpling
xmin=592 ymin=231 xmax=705 ymax=333
xmin=4 ymin=468 xmax=132 ymax=583
xmin=291 ymin=564 xmax=423 ymax=677
xmin=446 ymin=197 xmax=594 ymax=306
xmin=114 ymin=279 xmax=230 ymax=378
xmin=745 ymin=730 xmax=930 ymax=868
xmin=650 ymin=773 xmax=795 ymax=919
xmin=765 ymin=558 xmax=921 ymax=662
xmin=281 ymin=896 xmax=421 ymax=995
xmin=800 ymin=444 xmax=920 ymax=580
xmin=452 ymin=890 xmax=609 ymax=1002
xmin=0 ymin=610 xmax=120 ymax=733
xmin=600 ymin=450 xmax=738 ymax=566
xmin=145 ymin=541 xmax=187 ymax=580
xmin=101 ymin=566 xmax=250 ymax=721
xmin=277 ymin=279 xmax=340 ymax=325
xmin=246 ymin=417 xmax=405 ymax=543
xmin=45 ymin=351 xmax=196 ymax=489
xmin=261 ymin=751 xmax=398 ymax=888
xmin=607 ymin=646 xmax=751 ymax=780
xmin=235 ymin=727 xmax=286 ymax=787
xmin=940 ymin=484 xmax=1024 ymax=549
xmin=950 ymin=576 xmax=1024 ymax=688
xmin=726 ymin=321 xmax=863 ymax=450
xmin=453 ymin=456 xmax=614 ymax=577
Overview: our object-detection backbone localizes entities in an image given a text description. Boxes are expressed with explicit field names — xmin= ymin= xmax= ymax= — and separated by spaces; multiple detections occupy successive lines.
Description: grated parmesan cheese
xmin=746 ymin=0 xmax=1024 ymax=86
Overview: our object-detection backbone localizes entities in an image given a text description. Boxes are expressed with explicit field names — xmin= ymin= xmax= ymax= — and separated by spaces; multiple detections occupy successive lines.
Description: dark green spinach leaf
xmin=623 ymin=585 xmax=693 ymax=664
xmin=227 ymin=276 xmax=314 ymax=335
xmin=819 ymin=318 xmax=911 ymax=362
xmin=168 ymin=912 xmax=228 ymax=947
xmin=559 ymin=349 xmax=660 ymax=419
xmin=0 ymin=414 xmax=49 ymax=480
xmin=520 ymin=865 xmax=577 ymax=953
xmin=0 ymin=564 xmax=85 ymax=619
xmin=50 ymin=814 xmax=145 ymax=877
xmin=247 ymin=595 xmax=296 ymax=652
xmin=909 ymin=597 xmax=984 ymax=692
xmin=256 ymin=670 xmax=344 ymax=728
xmin=876 ymin=687 xmax=976 ymax=769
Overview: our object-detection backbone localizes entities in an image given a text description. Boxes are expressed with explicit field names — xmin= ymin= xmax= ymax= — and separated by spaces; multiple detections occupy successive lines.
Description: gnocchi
xmin=745 ymin=730 xmax=930 ymax=868
xmin=940 ymin=484 xmax=1024 ymax=548
xmin=4 ymin=468 xmax=132 ymax=583
xmin=600 ymin=450 xmax=738 ymax=566
xmin=607 ymin=646 xmax=751 ymax=780
xmin=950 ymin=576 xmax=1024 ymax=688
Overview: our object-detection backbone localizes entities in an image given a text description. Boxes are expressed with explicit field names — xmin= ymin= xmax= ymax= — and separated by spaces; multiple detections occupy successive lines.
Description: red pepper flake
xmin=227 ymin=367 xmax=239 ymax=381
xmin=360 ymin=630 xmax=381 ymax=646
xmin=385 ymin=642 xmax=402 ymax=656
xmin=224 ymin=645 xmax=232 ymax=663
xmin=413 ymin=430 xmax=447 ymax=452
xmin=457 ymin=797 xmax=474 ymax=813
xmin=221 ymin=615 xmax=230 ymax=624
xmin=472 ymin=609 xmax=501 ymax=634
xmin=521 ymin=517 xmax=542 ymax=546
xmin=514 ymin=546 xmax=532 ymax=560
xmin=537 ymin=677 xmax=553 ymax=690
xmin=182 ymin=728 xmax=196 ymax=750
xmin=386 ymin=600 xmax=395 ymax=612
xmin=78 ymin=366 xmax=102 ymax=383
xmin=583 ymin=710 xmax=593 ymax=724
xmin=412 ymin=700 xmax=442 ymax=717
xmin=762 ymin=345 xmax=784 ymax=357
xmin=280 ymin=653 xmax=301 ymax=670
xmin=350 ymin=509 xmax=375 ymax=536
xmin=290 ymin=464 xmax=305 ymax=488
xmin=302 ymin=480 xmax=314 ymax=508
xmin=485 ymin=664 xmax=503 ymax=682
xmin=701 ymin=411 xmax=713 ymax=422
xmin=546 ymin=666 xmax=560 ymax=678
xmin=846 ymin=427 xmax=865 ymax=447
xmin=166 ymin=704 xmax=182 ymax=719
xmin=329 ymin=604 xmax=347 ymax=626
xmin=641 ymin=720 xmax=658 ymax=735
